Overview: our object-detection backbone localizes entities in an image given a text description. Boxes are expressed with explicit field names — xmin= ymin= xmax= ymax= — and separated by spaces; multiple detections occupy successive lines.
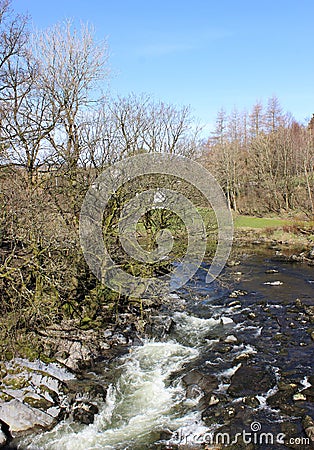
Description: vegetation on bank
xmin=234 ymin=215 xmax=314 ymax=253
xmin=234 ymin=214 xmax=314 ymax=231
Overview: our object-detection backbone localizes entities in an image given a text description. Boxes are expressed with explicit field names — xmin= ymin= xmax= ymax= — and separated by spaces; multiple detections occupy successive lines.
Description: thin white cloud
xmin=134 ymin=28 xmax=233 ymax=57
xmin=137 ymin=42 xmax=195 ymax=57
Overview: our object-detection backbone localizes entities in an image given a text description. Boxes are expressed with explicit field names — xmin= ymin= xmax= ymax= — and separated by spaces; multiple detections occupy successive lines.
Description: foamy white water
xmin=172 ymin=311 xmax=221 ymax=346
xmin=19 ymin=312 xmax=232 ymax=449
xmin=19 ymin=341 xmax=199 ymax=449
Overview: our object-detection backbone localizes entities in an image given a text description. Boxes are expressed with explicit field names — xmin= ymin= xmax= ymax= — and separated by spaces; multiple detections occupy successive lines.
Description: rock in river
xmin=228 ymin=364 xmax=276 ymax=398
xmin=72 ymin=401 xmax=99 ymax=425
xmin=303 ymin=415 xmax=314 ymax=442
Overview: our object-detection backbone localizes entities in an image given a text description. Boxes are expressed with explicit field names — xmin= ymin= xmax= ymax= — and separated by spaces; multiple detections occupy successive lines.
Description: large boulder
xmin=182 ymin=369 xmax=218 ymax=394
xmin=182 ymin=369 xmax=219 ymax=411
xmin=72 ymin=401 xmax=99 ymax=425
xmin=0 ymin=359 xmax=74 ymax=438
xmin=228 ymin=364 xmax=276 ymax=398
xmin=0 ymin=400 xmax=56 ymax=437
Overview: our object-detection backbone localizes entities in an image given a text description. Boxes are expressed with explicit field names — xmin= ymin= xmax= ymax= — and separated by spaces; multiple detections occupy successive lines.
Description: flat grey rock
xmin=0 ymin=399 xmax=55 ymax=436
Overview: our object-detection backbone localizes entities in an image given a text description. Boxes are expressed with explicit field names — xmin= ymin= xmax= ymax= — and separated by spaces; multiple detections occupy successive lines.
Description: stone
xmin=227 ymin=260 xmax=241 ymax=267
xmin=65 ymin=379 xmax=107 ymax=403
xmin=243 ymin=396 xmax=260 ymax=408
xmin=185 ymin=384 xmax=202 ymax=399
xmin=234 ymin=353 xmax=252 ymax=362
xmin=277 ymin=381 xmax=298 ymax=391
xmin=280 ymin=421 xmax=299 ymax=436
xmin=72 ymin=402 xmax=99 ymax=425
xmin=0 ymin=419 xmax=11 ymax=447
xmin=267 ymin=385 xmax=306 ymax=416
xmin=158 ymin=429 xmax=174 ymax=442
xmin=0 ymin=392 xmax=14 ymax=403
xmin=228 ymin=300 xmax=241 ymax=308
xmin=202 ymin=405 xmax=236 ymax=426
xmin=293 ymin=392 xmax=306 ymax=401
xmin=291 ymin=254 xmax=304 ymax=262
xmin=229 ymin=290 xmax=247 ymax=298
xmin=252 ymin=240 xmax=262 ymax=245
xmin=56 ymin=341 xmax=92 ymax=371
xmin=303 ymin=415 xmax=314 ymax=429
xmin=247 ymin=312 xmax=256 ymax=320
xmin=23 ymin=395 xmax=54 ymax=411
xmin=305 ymin=306 xmax=314 ymax=324
xmin=0 ymin=399 xmax=56 ymax=437
xmin=216 ymin=344 xmax=232 ymax=354
xmin=39 ymin=323 xmax=119 ymax=371
xmin=208 ymin=395 xmax=219 ymax=406
xmin=0 ymin=359 xmax=76 ymax=439
xmin=303 ymin=416 xmax=314 ymax=442
xmin=224 ymin=335 xmax=238 ymax=344
xmin=145 ymin=316 xmax=175 ymax=338
xmin=301 ymin=386 xmax=314 ymax=401
xmin=182 ymin=370 xmax=218 ymax=395
xmin=220 ymin=317 xmax=234 ymax=325
xmin=295 ymin=298 xmax=303 ymax=308
xmin=305 ymin=426 xmax=314 ymax=442
xmin=228 ymin=365 xmax=276 ymax=398
xmin=0 ymin=430 xmax=6 ymax=446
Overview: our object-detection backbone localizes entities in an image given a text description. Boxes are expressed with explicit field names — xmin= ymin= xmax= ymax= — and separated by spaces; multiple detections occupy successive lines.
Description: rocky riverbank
xmin=0 ymin=299 xmax=179 ymax=448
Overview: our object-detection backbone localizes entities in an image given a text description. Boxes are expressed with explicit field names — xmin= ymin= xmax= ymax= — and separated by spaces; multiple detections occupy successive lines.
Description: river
xmin=18 ymin=252 xmax=314 ymax=449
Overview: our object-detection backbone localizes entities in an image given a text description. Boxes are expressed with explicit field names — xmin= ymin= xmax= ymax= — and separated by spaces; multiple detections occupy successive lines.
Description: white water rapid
xmin=19 ymin=311 xmax=225 ymax=450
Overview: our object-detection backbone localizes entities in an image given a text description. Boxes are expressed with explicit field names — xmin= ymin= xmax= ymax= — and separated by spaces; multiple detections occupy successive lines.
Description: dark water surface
xmin=178 ymin=252 xmax=314 ymax=448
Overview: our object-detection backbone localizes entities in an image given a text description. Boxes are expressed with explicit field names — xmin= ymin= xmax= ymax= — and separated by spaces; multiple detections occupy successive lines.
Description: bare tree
xmin=81 ymin=93 xmax=201 ymax=167
xmin=265 ymin=95 xmax=287 ymax=133
xmin=249 ymin=101 xmax=264 ymax=139
xmin=32 ymin=21 xmax=110 ymax=172
xmin=202 ymin=97 xmax=314 ymax=214
xmin=0 ymin=0 xmax=28 ymax=162
xmin=0 ymin=0 xmax=28 ymax=90
xmin=204 ymin=108 xmax=241 ymax=211
xmin=297 ymin=123 xmax=314 ymax=217
xmin=144 ymin=100 xmax=199 ymax=156
xmin=0 ymin=54 xmax=60 ymax=183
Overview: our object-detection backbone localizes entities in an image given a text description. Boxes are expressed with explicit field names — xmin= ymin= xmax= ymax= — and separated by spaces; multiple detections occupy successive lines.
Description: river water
xmin=19 ymin=253 xmax=314 ymax=449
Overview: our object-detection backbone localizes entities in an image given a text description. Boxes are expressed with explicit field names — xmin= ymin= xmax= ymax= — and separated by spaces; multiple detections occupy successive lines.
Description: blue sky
xmin=13 ymin=0 xmax=314 ymax=134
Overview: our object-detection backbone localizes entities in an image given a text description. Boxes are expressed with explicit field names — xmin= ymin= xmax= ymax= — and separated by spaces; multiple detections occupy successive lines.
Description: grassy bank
xmin=233 ymin=214 xmax=314 ymax=250
xmin=234 ymin=215 xmax=290 ymax=229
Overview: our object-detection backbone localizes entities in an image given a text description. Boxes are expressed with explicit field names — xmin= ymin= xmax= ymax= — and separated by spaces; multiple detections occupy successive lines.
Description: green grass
xmin=234 ymin=215 xmax=290 ymax=229
xmin=197 ymin=209 xmax=289 ymax=230
xmin=197 ymin=209 xmax=290 ymax=231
